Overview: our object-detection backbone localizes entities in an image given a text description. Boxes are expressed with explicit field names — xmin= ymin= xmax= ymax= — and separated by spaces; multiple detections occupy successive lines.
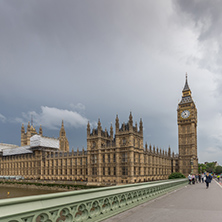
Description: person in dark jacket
xmin=205 ymin=173 xmax=212 ymax=189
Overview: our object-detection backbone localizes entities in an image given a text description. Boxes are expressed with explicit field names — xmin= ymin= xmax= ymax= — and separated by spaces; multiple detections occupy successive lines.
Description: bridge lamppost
xmin=190 ymin=158 xmax=193 ymax=174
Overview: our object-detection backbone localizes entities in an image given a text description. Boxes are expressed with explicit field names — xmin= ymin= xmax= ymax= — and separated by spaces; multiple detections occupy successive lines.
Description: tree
xmin=198 ymin=163 xmax=206 ymax=173
xmin=215 ymin=166 xmax=222 ymax=175
xmin=206 ymin=162 xmax=216 ymax=173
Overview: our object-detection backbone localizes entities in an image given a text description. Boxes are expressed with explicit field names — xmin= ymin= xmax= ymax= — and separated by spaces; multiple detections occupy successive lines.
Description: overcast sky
xmin=1 ymin=0 xmax=222 ymax=164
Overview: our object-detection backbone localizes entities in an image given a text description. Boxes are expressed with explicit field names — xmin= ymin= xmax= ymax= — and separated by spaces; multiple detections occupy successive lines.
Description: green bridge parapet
xmin=0 ymin=179 xmax=187 ymax=222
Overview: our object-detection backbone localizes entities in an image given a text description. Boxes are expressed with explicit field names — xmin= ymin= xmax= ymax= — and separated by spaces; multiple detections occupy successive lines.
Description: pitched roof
xmin=2 ymin=146 xmax=32 ymax=156
xmin=30 ymin=135 xmax=59 ymax=149
xmin=1 ymin=135 xmax=59 ymax=156
xmin=183 ymin=75 xmax=190 ymax=92
xmin=179 ymin=96 xmax=193 ymax=104
xmin=0 ymin=143 xmax=18 ymax=150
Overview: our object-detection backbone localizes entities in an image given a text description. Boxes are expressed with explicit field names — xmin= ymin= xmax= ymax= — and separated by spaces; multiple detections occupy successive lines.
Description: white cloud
xmin=0 ymin=113 xmax=6 ymax=122
xmin=16 ymin=106 xmax=88 ymax=130
xmin=70 ymin=103 xmax=86 ymax=113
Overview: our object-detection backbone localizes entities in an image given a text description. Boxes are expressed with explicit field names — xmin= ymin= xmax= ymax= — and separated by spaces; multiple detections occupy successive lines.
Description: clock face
xmin=181 ymin=110 xmax=190 ymax=119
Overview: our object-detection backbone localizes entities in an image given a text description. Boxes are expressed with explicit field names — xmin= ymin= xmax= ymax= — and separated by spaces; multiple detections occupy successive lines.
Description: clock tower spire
xmin=177 ymin=74 xmax=198 ymax=176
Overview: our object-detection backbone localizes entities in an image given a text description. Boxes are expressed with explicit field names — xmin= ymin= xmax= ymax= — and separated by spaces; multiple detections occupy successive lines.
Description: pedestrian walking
xmin=205 ymin=173 xmax=212 ymax=189
xmin=192 ymin=174 xmax=195 ymax=184
xmin=195 ymin=174 xmax=198 ymax=183
xmin=188 ymin=174 xmax=192 ymax=185
xmin=201 ymin=173 xmax=205 ymax=183
xmin=198 ymin=174 xmax=201 ymax=183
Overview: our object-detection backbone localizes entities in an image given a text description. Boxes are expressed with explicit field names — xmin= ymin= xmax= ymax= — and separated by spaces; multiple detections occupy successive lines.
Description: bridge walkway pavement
xmin=103 ymin=179 xmax=222 ymax=222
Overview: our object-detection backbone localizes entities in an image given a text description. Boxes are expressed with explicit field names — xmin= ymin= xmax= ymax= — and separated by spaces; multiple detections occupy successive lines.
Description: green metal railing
xmin=0 ymin=179 xmax=187 ymax=222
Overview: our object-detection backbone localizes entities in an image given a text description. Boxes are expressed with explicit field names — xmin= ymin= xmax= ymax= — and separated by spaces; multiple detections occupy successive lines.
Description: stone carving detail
xmin=90 ymin=201 xmax=100 ymax=218
xmin=75 ymin=204 xmax=88 ymax=221
xmin=35 ymin=212 xmax=52 ymax=222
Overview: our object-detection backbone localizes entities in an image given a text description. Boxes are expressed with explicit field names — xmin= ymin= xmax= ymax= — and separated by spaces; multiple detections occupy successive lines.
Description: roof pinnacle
xmin=183 ymin=73 xmax=190 ymax=92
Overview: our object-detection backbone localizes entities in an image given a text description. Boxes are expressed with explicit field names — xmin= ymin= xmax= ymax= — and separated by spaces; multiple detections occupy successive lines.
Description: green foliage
xmin=198 ymin=163 xmax=206 ymax=173
xmin=206 ymin=162 xmax=216 ymax=173
xmin=168 ymin=172 xmax=185 ymax=179
xmin=198 ymin=162 xmax=218 ymax=174
xmin=215 ymin=166 xmax=222 ymax=175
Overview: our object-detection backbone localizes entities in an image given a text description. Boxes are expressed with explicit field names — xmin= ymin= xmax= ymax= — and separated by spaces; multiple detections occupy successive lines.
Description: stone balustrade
xmin=0 ymin=179 xmax=187 ymax=222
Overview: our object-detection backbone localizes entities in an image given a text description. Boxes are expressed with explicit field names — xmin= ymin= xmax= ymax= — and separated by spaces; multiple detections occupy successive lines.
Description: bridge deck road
xmin=103 ymin=180 xmax=222 ymax=222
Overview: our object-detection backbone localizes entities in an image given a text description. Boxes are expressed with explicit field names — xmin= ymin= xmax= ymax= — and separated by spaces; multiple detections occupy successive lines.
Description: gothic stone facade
xmin=0 ymin=113 xmax=178 ymax=184
xmin=177 ymin=75 xmax=198 ymax=176
xmin=0 ymin=77 xmax=197 ymax=184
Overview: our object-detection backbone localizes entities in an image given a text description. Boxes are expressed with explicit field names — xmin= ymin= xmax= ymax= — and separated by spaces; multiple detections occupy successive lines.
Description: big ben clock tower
xmin=178 ymin=75 xmax=198 ymax=176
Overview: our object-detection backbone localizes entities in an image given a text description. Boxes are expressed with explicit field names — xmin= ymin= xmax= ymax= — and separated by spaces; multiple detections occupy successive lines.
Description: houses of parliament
xmin=0 ymin=77 xmax=198 ymax=184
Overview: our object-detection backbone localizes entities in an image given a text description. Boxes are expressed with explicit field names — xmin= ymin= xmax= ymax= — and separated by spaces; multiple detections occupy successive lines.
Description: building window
xmin=123 ymin=137 xmax=126 ymax=145
xmin=113 ymin=154 xmax=116 ymax=162
xmin=122 ymin=153 xmax=127 ymax=162
xmin=92 ymin=141 xmax=96 ymax=148
xmin=91 ymin=155 xmax=97 ymax=164
xmin=108 ymin=167 xmax=111 ymax=175
xmin=103 ymin=167 xmax=105 ymax=175
xmin=108 ymin=154 xmax=110 ymax=163
xmin=92 ymin=167 xmax=97 ymax=175
xmin=122 ymin=167 xmax=128 ymax=176
xmin=103 ymin=154 xmax=105 ymax=163
xmin=113 ymin=167 xmax=116 ymax=176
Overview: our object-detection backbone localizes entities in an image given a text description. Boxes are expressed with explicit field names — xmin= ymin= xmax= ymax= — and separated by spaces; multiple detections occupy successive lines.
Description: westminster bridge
xmin=0 ymin=179 xmax=222 ymax=221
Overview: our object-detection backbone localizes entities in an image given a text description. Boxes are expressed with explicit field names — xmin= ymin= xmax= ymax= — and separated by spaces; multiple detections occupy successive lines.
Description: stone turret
xmin=115 ymin=115 xmax=119 ymax=134
xmin=97 ymin=119 xmax=101 ymax=136
xmin=87 ymin=121 xmax=90 ymax=136
xmin=110 ymin=124 xmax=113 ymax=139
xmin=139 ymin=118 xmax=143 ymax=135
xmin=21 ymin=121 xmax=38 ymax=146
xmin=59 ymin=120 xmax=69 ymax=152
xmin=39 ymin=125 xmax=43 ymax=136
xmin=129 ymin=112 xmax=133 ymax=131
xmin=168 ymin=146 xmax=171 ymax=157
xmin=21 ymin=123 xmax=26 ymax=146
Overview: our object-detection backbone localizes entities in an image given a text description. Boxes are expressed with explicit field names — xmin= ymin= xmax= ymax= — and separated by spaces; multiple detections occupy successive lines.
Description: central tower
xmin=177 ymin=75 xmax=198 ymax=175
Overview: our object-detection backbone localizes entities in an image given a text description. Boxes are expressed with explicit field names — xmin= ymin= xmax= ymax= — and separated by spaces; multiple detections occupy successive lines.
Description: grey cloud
xmin=173 ymin=0 xmax=222 ymax=40
xmin=1 ymin=0 xmax=222 ymax=164
xmin=173 ymin=0 xmax=222 ymax=74
xmin=0 ymin=113 xmax=6 ymax=122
